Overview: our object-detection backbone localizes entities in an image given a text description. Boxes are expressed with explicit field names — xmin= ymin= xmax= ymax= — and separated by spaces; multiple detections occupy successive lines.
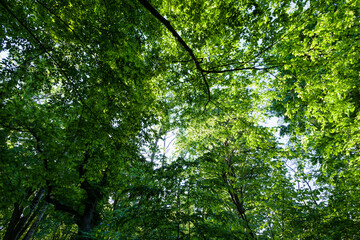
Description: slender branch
xmin=202 ymin=100 xmax=210 ymax=114
xmin=203 ymin=66 xmax=278 ymax=74
xmin=16 ymin=50 xmax=48 ymax=70
xmin=285 ymin=162 xmax=319 ymax=206
xmin=207 ymin=61 xmax=285 ymax=71
xmin=222 ymin=168 xmax=255 ymax=238
xmin=172 ymin=58 xmax=204 ymax=63
xmin=150 ymin=127 xmax=162 ymax=164
xmin=137 ymin=0 xmax=211 ymax=105
xmin=137 ymin=0 xmax=197 ymax=67
xmin=166 ymin=134 xmax=176 ymax=151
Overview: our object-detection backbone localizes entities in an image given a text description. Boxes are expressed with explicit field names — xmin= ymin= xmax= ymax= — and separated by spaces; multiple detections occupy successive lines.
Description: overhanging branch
xmin=138 ymin=0 xmax=211 ymax=106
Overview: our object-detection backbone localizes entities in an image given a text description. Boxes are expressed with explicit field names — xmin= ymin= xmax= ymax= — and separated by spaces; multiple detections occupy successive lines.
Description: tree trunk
xmin=3 ymin=203 xmax=24 ymax=240
xmin=3 ymin=188 xmax=45 ymax=240
xmin=23 ymin=203 xmax=48 ymax=240
xmin=75 ymin=177 xmax=103 ymax=240
xmin=76 ymin=199 xmax=98 ymax=239
xmin=222 ymin=152 xmax=255 ymax=239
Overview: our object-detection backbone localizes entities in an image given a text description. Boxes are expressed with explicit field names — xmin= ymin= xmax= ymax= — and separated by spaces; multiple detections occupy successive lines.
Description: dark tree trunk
xmin=75 ymin=177 xmax=103 ymax=240
xmin=3 ymin=189 xmax=45 ymax=240
xmin=46 ymin=151 xmax=106 ymax=239
xmin=76 ymin=197 xmax=98 ymax=239
xmin=74 ymin=150 xmax=102 ymax=239
xmin=3 ymin=203 xmax=24 ymax=240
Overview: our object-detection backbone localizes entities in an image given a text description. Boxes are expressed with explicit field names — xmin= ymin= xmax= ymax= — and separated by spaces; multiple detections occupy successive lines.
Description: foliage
xmin=1 ymin=0 xmax=359 ymax=239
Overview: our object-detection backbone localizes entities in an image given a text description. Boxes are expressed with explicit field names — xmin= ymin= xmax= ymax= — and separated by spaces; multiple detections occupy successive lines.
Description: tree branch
xmin=203 ymin=66 xmax=278 ymax=74
xmin=137 ymin=0 xmax=211 ymax=107
xmin=45 ymin=193 xmax=79 ymax=216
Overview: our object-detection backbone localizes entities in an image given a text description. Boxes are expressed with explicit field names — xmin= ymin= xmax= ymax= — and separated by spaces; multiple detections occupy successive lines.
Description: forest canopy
xmin=1 ymin=0 xmax=359 ymax=239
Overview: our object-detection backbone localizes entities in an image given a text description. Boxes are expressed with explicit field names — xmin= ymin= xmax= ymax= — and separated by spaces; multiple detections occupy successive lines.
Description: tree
xmin=1 ymin=0 xmax=166 ymax=238
xmin=268 ymin=0 xmax=360 ymax=237
xmin=1 ymin=0 xmax=359 ymax=238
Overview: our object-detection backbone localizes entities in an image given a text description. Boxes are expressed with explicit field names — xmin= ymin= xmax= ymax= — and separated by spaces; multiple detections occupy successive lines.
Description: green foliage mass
xmin=0 ymin=0 xmax=359 ymax=239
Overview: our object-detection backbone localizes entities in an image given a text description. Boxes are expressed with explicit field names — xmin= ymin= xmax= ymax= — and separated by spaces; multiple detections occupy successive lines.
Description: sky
xmin=0 ymin=50 xmax=8 ymax=60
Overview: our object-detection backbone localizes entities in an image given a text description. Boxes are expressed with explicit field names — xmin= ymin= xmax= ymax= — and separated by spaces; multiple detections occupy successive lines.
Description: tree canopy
xmin=1 ymin=0 xmax=359 ymax=239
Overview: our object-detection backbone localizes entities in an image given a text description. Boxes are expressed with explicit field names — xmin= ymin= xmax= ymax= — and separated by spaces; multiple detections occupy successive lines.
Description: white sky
xmin=0 ymin=50 xmax=8 ymax=60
